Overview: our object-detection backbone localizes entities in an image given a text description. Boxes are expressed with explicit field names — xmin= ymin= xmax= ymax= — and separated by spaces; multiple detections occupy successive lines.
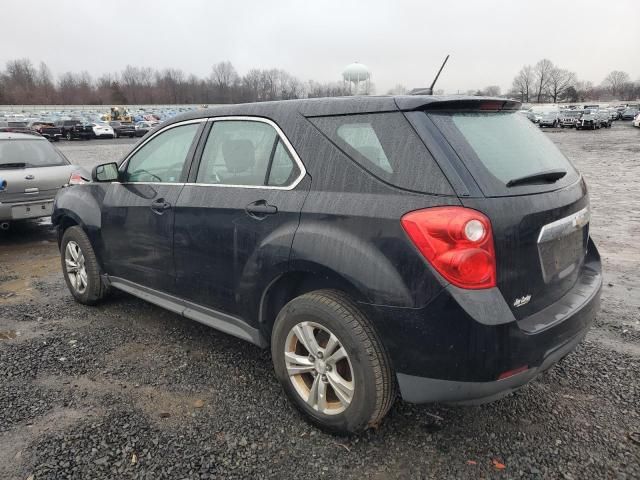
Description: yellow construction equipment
xmin=101 ymin=107 xmax=133 ymax=123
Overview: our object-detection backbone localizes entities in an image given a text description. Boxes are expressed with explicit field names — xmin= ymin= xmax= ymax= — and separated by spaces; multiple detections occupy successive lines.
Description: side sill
xmin=106 ymin=276 xmax=267 ymax=348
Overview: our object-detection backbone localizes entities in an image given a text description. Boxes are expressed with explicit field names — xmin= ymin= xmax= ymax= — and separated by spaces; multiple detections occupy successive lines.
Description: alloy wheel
xmin=65 ymin=241 xmax=88 ymax=294
xmin=284 ymin=321 xmax=355 ymax=415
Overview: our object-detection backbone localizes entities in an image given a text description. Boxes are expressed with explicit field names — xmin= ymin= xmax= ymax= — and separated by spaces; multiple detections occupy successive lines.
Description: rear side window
xmin=310 ymin=112 xmax=452 ymax=194
xmin=428 ymin=111 xmax=578 ymax=195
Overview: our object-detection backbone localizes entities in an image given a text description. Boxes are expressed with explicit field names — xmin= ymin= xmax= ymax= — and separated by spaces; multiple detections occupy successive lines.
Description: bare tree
xmin=4 ymin=58 xmax=37 ymax=103
xmin=35 ymin=62 xmax=56 ymax=104
xmin=603 ymin=71 xmax=630 ymax=99
xmin=533 ymin=59 xmax=555 ymax=103
xmin=547 ymin=68 xmax=576 ymax=103
xmin=482 ymin=85 xmax=501 ymax=96
xmin=574 ymin=80 xmax=595 ymax=102
xmin=511 ymin=66 xmax=533 ymax=103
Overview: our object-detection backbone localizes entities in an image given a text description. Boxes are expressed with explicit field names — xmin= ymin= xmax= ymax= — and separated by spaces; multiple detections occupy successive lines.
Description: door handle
xmin=246 ymin=200 xmax=278 ymax=218
xmin=150 ymin=198 xmax=171 ymax=214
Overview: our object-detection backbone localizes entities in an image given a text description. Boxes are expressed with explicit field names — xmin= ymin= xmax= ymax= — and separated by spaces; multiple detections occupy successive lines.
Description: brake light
xmin=401 ymin=207 xmax=496 ymax=289
xmin=68 ymin=172 xmax=88 ymax=185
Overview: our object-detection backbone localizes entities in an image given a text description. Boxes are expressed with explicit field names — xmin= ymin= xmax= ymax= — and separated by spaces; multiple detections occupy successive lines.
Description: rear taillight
xmin=68 ymin=172 xmax=89 ymax=185
xmin=401 ymin=206 xmax=496 ymax=289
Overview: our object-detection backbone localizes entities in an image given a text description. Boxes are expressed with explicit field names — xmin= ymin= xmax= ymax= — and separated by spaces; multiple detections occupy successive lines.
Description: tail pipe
xmin=0 ymin=222 xmax=10 ymax=231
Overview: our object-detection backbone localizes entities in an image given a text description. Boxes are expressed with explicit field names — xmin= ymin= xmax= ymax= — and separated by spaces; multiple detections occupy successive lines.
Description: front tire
xmin=271 ymin=290 xmax=395 ymax=434
xmin=61 ymin=226 xmax=109 ymax=305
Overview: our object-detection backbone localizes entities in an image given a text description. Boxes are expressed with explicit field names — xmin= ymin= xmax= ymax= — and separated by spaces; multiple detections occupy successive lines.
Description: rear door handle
xmin=246 ymin=200 xmax=278 ymax=218
xmin=150 ymin=198 xmax=171 ymax=214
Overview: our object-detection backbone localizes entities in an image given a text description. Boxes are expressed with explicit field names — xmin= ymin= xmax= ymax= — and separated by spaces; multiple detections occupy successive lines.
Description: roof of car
xmin=0 ymin=132 xmax=45 ymax=141
xmin=162 ymin=95 xmax=521 ymax=128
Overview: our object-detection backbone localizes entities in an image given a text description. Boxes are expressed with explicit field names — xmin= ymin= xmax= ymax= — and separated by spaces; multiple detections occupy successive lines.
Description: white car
xmin=633 ymin=113 xmax=640 ymax=128
xmin=91 ymin=122 xmax=114 ymax=139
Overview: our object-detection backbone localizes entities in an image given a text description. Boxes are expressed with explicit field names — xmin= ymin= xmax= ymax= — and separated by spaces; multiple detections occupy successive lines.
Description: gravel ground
xmin=1 ymin=123 xmax=639 ymax=479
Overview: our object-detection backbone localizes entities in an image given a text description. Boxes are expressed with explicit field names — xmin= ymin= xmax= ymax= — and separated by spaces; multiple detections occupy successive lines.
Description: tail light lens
xmin=68 ymin=172 xmax=89 ymax=185
xmin=401 ymin=206 xmax=496 ymax=289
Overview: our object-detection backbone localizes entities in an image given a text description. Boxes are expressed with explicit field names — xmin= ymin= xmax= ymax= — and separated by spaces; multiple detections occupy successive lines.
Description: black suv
xmin=52 ymin=96 xmax=602 ymax=434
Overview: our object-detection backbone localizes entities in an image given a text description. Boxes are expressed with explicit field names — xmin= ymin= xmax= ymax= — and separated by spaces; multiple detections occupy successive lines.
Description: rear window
xmin=427 ymin=111 xmax=578 ymax=195
xmin=0 ymin=139 xmax=68 ymax=168
xmin=310 ymin=112 xmax=452 ymax=194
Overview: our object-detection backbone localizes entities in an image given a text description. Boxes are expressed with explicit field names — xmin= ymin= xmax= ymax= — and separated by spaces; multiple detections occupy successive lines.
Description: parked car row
xmin=0 ymin=118 xmax=159 ymax=141
xmin=525 ymin=105 xmax=640 ymax=130
xmin=0 ymin=105 xmax=200 ymax=142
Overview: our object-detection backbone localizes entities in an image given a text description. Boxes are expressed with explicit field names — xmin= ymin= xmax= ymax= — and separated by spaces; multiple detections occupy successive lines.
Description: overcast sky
xmin=4 ymin=0 xmax=639 ymax=94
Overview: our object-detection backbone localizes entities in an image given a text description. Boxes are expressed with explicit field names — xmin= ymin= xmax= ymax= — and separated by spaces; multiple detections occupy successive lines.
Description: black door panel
xmin=173 ymin=184 xmax=308 ymax=321
xmin=101 ymin=183 xmax=183 ymax=292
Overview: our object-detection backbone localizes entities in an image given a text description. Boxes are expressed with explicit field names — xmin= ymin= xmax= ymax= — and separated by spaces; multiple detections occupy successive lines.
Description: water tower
xmin=342 ymin=62 xmax=371 ymax=95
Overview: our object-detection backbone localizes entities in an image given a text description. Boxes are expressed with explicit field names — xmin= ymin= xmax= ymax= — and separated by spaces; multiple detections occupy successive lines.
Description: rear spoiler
xmin=395 ymin=96 xmax=521 ymax=112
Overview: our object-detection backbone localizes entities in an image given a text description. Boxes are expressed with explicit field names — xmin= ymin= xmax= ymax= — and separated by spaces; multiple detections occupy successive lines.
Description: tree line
xmin=0 ymin=57 xmax=638 ymax=105
xmin=509 ymin=59 xmax=639 ymax=103
xmin=0 ymin=59 xmax=351 ymax=105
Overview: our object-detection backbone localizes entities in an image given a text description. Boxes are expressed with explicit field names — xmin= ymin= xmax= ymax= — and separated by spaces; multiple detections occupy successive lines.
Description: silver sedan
xmin=0 ymin=132 xmax=81 ymax=229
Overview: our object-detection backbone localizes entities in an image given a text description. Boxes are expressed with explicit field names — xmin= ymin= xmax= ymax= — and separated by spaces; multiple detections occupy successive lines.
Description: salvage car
xmin=52 ymin=96 xmax=602 ymax=434
xmin=54 ymin=119 xmax=94 ymax=140
xmin=621 ymin=108 xmax=639 ymax=120
xmin=576 ymin=109 xmax=599 ymax=130
xmin=0 ymin=120 xmax=32 ymax=134
xmin=0 ymin=132 xmax=78 ymax=229
xmin=538 ymin=111 xmax=560 ymax=128
xmin=28 ymin=121 xmax=62 ymax=141
xmin=560 ymin=110 xmax=581 ymax=128
xmin=134 ymin=121 xmax=156 ymax=137
xmin=597 ymin=109 xmax=612 ymax=128
xmin=91 ymin=122 xmax=115 ymax=139
xmin=109 ymin=121 xmax=136 ymax=138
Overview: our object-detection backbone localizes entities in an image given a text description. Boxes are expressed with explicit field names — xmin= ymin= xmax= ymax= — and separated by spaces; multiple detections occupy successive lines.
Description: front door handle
xmin=246 ymin=200 xmax=278 ymax=218
xmin=150 ymin=198 xmax=171 ymax=214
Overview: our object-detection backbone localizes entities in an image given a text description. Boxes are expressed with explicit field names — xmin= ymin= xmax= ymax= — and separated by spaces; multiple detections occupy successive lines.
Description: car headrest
xmin=222 ymin=139 xmax=255 ymax=174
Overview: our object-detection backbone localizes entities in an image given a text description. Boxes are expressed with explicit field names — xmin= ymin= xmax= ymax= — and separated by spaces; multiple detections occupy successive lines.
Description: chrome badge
xmin=513 ymin=294 xmax=532 ymax=308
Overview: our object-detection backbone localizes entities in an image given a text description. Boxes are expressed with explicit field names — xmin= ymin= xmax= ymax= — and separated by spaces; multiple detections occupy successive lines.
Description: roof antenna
xmin=409 ymin=54 xmax=450 ymax=95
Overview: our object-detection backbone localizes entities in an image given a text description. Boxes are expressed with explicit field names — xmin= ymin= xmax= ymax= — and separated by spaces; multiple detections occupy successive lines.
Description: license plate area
xmin=11 ymin=201 xmax=53 ymax=219
xmin=537 ymin=208 xmax=589 ymax=284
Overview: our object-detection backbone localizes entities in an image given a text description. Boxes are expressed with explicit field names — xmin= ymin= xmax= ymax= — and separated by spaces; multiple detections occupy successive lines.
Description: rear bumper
xmin=0 ymin=198 xmax=55 ymax=221
xmin=363 ymin=241 xmax=602 ymax=404
xmin=397 ymin=327 xmax=587 ymax=404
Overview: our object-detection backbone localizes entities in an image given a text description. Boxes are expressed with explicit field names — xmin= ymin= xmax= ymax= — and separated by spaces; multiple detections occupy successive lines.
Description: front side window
xmin=197 ymin=120 xmax=299 ymax=187
xmin=124 ymin=123 xmax=199 ymax=183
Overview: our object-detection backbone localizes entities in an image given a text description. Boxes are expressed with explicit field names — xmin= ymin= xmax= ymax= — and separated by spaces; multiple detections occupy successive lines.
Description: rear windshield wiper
xmin=0 ymin=162 xmax=27 ymax=169
xmin=506 ymin=169 xmax=567 ymax=188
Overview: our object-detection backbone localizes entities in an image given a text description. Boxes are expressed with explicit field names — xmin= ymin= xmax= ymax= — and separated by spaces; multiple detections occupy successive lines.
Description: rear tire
xmin=60 ymin=226 xmax=109 ymax=305
xmin=271 ymin=290 xmax=396 ymax=435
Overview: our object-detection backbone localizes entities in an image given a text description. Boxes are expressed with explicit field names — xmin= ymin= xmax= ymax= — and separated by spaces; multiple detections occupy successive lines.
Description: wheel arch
xmin=258 ymin=266 xmax=368 ymax=342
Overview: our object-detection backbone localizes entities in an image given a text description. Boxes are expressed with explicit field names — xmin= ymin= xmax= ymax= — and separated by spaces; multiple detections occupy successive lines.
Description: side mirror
xmin=92 ymin=162 xmax=120 ymax=182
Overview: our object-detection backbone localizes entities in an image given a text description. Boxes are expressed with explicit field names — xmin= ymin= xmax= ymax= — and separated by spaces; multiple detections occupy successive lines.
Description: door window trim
xmin=117 ymin=119 xmax=206 ymax=185
xmin=185 ymin=116 xmax=307 ymax=191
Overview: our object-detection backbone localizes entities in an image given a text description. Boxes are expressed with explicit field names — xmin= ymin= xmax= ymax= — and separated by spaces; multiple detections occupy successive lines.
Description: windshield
xmin=0 ymin=139 xmax=69 ymax=168
xmin=427 ymin=110 xmax=577 ymax=195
